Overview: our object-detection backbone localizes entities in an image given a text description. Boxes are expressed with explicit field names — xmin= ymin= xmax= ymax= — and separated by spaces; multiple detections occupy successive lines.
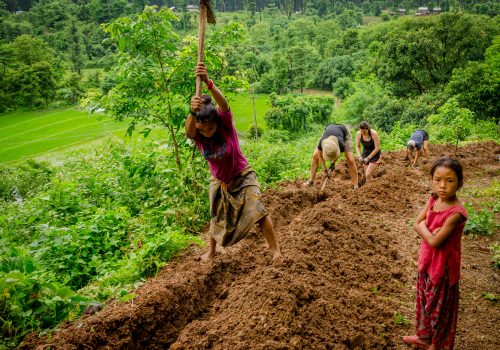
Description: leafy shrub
xmin=265 ymin=93 xmax=334 ymax=133
xmin=0 ymin=136 xmax=209 ymax=345
xmin=426 ymin=98 xmax=475 ymax=143
xmin=0 ymin=246 xmax=88 ymax=345
xmin=243 ymin=132 xmax=316 ymax=187
xmin=464 ymin=204 xmax=498 ymax=236
xmin=0 ymin=160 xmax=53 ymax=202
xmin=248 ymin=125 xmax=263 ymax=139
xmin=362 ymin=95 xmax=406 ymax=132
xmin=379 ymin=121 xmax=417 ymax=151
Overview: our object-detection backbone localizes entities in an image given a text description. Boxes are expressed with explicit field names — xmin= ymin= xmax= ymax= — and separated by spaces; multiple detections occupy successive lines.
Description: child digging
xmin=185 ymin=62 xmax=281 ymax=262
xmin=403 ymin=157 xmax=468 ymax=350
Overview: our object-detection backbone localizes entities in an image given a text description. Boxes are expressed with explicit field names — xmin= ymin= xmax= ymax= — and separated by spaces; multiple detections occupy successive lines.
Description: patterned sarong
xmin=415 ymin=270 xmax=460 ymax=350
xmin=209 ymin=165 xmax=267 ymax=247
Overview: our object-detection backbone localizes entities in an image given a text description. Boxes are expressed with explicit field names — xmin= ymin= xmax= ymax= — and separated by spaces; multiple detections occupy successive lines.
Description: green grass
xmin=362 ymin=16 xmax=383 ymax=25
xmin=0 ymin=108 xmax=128 ymax=164
xmin=0 ymin=93 xmax=271 ymax=164
xmin=227 ymin=92 xmax=270 ymax=134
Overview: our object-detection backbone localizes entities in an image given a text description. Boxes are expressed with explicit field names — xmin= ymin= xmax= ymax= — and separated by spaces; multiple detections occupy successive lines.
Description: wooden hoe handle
xmin=196 ymin=3 xmax=208 ymax=97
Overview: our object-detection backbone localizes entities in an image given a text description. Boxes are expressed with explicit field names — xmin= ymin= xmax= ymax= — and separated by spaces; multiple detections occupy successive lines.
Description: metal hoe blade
xmin=201 ymin=0 xmax=216 ymax=24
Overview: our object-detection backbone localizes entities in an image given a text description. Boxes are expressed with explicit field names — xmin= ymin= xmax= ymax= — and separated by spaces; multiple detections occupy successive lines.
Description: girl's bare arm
xmin=367 ymin=130 xmax=381 ymax=160
xmin=418 ymin=212 xmax=463 ymax=248
xmin=413 ymin=201 xmax=429 ymax=235
xmin=185 ymin=96 xmax=203 ymax=139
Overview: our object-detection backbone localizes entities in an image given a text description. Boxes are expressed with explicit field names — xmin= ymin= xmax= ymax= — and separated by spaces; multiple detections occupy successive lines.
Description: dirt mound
xmin=20 ymin=142 xmax=500 ymax=350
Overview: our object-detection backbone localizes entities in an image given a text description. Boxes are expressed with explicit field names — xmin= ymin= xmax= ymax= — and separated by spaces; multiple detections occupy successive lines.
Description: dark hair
xmin=359 ymin=121 xmax=370 ymax=130
xmin=196 ymin=94 xmax=218 ymax=122
xmin=430 ymin=157 xmax=464 ymax=187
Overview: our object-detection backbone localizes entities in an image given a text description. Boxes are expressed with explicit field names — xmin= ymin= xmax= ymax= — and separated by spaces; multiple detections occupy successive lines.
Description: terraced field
xmin=0 ymin=109 xmax=128 ymax=164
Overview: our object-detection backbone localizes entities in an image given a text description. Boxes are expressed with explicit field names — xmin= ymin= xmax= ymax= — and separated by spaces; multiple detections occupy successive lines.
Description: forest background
xmin=0 ymin=0 xmax=499 ymax=349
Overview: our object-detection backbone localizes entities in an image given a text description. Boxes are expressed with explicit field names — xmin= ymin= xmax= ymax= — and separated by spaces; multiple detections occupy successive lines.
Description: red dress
xmin=415 ymin=196 xmax=468 ymax=350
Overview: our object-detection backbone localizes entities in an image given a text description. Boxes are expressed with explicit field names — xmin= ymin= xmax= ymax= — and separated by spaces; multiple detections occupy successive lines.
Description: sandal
xmin=402 ymin=335 xmax=430 ymax=349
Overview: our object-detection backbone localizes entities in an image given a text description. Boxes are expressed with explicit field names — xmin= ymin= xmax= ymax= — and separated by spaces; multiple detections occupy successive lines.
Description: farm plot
xmin=20 ymin=142 xmax=500 ymax=350
xmin=0 ymin=109 xmax=128 ymax=164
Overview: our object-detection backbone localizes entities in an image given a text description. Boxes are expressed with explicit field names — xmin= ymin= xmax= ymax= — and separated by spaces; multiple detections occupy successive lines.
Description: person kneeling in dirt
xmin=185 ymin=63 xmax=281 ymax=261
xmin=405 ymin=129 xmax=430 ymax=167
xmin=355 ymin=121 xmax=381 ymax=183
xmin=303 ymin=124 xmax=359 ymax=190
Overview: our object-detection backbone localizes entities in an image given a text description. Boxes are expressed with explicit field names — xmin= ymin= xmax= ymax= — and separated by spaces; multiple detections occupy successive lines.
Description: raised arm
xmin=196 ymin=62 xmax=229 ymax=112
xmin=185 ymin=96 xmax=203 ymax=139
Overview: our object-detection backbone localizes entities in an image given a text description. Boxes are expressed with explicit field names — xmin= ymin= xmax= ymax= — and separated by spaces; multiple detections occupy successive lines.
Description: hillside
xmin=20 ymin=142 xmax=500 ymax=350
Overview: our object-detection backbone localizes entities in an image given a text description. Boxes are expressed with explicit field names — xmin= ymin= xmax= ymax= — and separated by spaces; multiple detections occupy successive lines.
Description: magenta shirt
xmin=418 ymin=196 xmax=468 ymax=286
xmin=194 ymin=108 xmax=248 ymax=184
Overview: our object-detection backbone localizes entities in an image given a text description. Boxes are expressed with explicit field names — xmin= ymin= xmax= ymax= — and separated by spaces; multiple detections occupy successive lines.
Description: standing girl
xmin=185 ymin=62 xmax=281 ymax=261
xmin=355 ymin=121 xmax=381 ymax=183
xmin=403 ymin=157 xmax=468 ymax=350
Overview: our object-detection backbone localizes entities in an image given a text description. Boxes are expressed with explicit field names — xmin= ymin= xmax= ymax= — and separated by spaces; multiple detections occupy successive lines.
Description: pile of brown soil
xmin=20 ymin=142 xmax=500 ymax=350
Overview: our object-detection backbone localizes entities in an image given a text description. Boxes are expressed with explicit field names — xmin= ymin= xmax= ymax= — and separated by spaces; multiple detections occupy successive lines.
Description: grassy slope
xmin=0 ymin=94 xmax=271 ymax=164
xmin=227 ymin=92 xmax=270 ymax=134
xmin=0 ymin=108 xmax=128 ymax=164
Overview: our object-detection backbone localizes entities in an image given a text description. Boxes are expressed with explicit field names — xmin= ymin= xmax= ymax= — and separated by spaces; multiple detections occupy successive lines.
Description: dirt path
xmin=20 ymin=142 xmax=500 ymax=350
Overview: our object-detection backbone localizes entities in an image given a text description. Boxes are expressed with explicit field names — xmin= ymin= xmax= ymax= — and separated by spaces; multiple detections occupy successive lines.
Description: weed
xmin=394 ymin=313 xmax=411 ymax=326
xmin=481 ymin=292 xmax=499 ymax=303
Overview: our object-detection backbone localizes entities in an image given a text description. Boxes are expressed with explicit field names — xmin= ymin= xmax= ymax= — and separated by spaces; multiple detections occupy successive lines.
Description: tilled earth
xmin=20 ymin=142 xmax=500 ymax=350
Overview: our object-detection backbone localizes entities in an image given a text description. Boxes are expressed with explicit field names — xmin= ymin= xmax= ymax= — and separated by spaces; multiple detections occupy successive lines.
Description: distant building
xmin=187 ymin=5 xmax=198 ymax=12
xmin=416 ymin=6 xmax=429 ymax=16
xmin=433 ymin=7 xmax=442 ymax=14
xmin=398 ymin=8 xmax=406 ymax=16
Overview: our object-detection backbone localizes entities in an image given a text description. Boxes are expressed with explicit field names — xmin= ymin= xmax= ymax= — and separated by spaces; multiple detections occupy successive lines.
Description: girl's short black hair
xmin=196 ymin=94 xmax=218 ymax=122
xmin=430 ymin=157 xmax=464 ymax=185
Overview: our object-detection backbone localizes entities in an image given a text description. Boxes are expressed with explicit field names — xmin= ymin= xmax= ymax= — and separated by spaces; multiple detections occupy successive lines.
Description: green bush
xmin=464 ymin=203 xmax=498 ymax=236
xmin=265 ymin=93 xmax=334 ymax=133
xmin=0 ymin=160 xmax=53 ymax=202
xmin=426 ymin=98 xmax=475 ymax=143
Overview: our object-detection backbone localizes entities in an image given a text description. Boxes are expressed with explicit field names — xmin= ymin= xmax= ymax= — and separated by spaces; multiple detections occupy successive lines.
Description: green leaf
xmin=119 ymin=293 xmax=136 ymax=302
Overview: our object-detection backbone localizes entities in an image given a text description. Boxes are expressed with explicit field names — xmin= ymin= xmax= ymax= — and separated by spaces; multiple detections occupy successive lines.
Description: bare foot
xmin=303 ymin=180 xmax=313 ymax=187
xmin=201 ymin=249 xmax=215 ymax=261
xmin=271 ymin=248 xmax=282 ymax=261
xmin=402 ymin=335 xmax=431 ymax=349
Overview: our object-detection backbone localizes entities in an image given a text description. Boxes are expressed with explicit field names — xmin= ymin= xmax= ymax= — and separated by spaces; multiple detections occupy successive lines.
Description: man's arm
xmin=412 ymin=150 xmax=421 ymax=166
xmin=355 ymin=131 xmax=362 ymax=158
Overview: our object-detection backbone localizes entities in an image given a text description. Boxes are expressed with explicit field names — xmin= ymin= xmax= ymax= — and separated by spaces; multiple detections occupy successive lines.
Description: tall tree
xmin=85 ymin=6 xmax=246 ymax=171
xmin=66 ymin=16 xmax=86 ymax=74
xmin=372 ymin=13 xmax=495 ymax=96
